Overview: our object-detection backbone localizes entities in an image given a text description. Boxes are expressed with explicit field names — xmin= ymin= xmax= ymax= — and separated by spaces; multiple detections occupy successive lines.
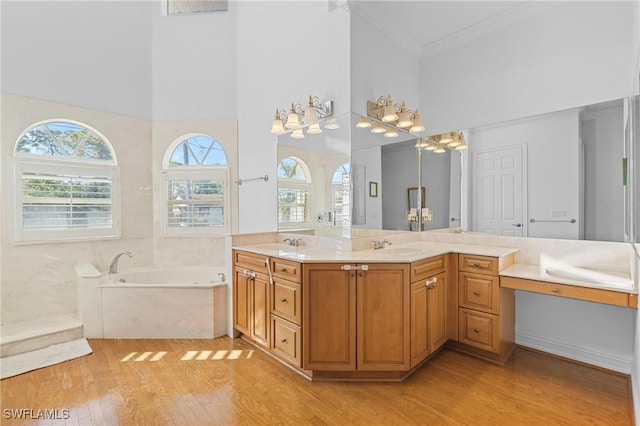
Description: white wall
xmin=1 ymin=1 xmax=153 ymax=119
xmin=235 ymin=1 xmax=351 ymax=234
xmin=350 ymin=10 xmax=421 ymax=117
xmin=151 ymin=2 xmax=237 ymax=120
xmin=421 ymin=1 xmax=638 ymax=134
xmin=468 ymin=109 xmax=580 ymax=239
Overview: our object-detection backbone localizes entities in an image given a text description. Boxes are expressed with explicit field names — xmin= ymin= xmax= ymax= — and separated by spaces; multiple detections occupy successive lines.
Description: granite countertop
xmin=233 ymin=241 xmax=519 ymax=263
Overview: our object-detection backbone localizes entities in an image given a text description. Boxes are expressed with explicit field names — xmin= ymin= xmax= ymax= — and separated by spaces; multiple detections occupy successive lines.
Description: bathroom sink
xmin=256 ymin=243 xmax=292 ymax=250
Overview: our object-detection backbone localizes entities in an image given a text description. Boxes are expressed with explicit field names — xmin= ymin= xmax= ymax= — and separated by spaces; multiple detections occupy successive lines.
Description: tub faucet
xmin=109 ymin=251 xmax=133 ymax=274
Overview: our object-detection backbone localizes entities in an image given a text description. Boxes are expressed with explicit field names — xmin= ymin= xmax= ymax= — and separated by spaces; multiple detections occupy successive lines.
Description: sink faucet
xmin=283 ymin=238 xmax=302 ymax=247
xmin=109 ymin=251 xmax=133 ymax=274
xmin=372 ymin=240 xmax=392 ymax=249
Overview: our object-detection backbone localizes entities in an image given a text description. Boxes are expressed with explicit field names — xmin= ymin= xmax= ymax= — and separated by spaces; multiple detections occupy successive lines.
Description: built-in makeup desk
xmin=500 ymin=264 xmax=637 ymax=308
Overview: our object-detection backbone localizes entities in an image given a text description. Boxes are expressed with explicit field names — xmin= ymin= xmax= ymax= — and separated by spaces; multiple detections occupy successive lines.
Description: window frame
xmin=11 ymin=120 xmax=121 ymax=244
xmin=277 ymin=157 xmax=312 ymax=230
xmin=162 ymin=134 xmax=230 ymax=236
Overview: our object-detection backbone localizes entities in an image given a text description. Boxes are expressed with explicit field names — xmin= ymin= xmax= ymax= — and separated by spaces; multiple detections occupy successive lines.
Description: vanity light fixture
xmin=383 ymin=126 xmax=399 ymax=138
xmin=439 ymin=132 xmax=453 ymax=144
xmin=365 ymin=95 xmax=424 ymax=134
xmin=356 ymin=116 xmax=372 ymax=128
xmin=410 ymin=111 xmax=425 ymax=133
xmin=370 ymin=121 xmax=386 ymax=133
xmin=270 ymin=95 xmax=333 ymax=137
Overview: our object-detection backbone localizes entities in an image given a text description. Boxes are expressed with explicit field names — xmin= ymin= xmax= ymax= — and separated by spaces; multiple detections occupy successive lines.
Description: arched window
xmin=332 ymin=162 xmax=351 ymax=228
xmin=13 ymin=120 xmax=119 ymax=242
xmin=163 ymin=134 xmax=229 ymax=235
xmin=277 ymin=157 xmax=311 ymax=228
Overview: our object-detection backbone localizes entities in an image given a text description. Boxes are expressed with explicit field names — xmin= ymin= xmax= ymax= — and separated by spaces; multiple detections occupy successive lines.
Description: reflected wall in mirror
xmin=464 ymin=96 xmax=638 ymax=242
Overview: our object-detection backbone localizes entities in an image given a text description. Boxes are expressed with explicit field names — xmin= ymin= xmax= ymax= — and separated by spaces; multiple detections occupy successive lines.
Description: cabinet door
xmin=410 ymin=280 xmax=429 ymax=368
xmin=233 ymin=266 xmax=251 ymax=335
xmin=428 ymin=272 xmax=448 ymax=352
xmin=251 ymin=272 xmax=271 ymax=348
xmin=357 ymin=263 xmax=410 ymax=371
xmin=303 ymin=264 xmax=356 ymax=371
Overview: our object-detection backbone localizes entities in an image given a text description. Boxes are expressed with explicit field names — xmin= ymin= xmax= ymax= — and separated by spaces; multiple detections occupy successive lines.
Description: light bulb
xmin=383 ymin=127 xmax=399 ymax=138
xmin=356 ymin=116 xmax=372 ymax=128
xmin=396 ymin=103 xmax=413 ymax=128
xmin=382 ymin=95 xmax=398 ymax=122
xmin=370 ymin=122 xmax=386 ymax=133
xmin=285 ymin=104 xmax=301 ymax=130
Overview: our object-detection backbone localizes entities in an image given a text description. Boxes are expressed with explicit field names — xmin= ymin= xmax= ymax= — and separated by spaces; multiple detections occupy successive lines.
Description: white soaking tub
xmin=91 ymin=266 xmax=227 ymax=339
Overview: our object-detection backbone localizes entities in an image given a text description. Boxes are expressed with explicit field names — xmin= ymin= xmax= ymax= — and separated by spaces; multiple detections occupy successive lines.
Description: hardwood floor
xmin=1 ymin=337 xmax=633 ymax=425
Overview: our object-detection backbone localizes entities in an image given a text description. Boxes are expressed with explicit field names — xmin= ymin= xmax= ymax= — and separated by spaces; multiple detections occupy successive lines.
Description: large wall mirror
xmin=277 ymin=95 xmax=639 ymax=243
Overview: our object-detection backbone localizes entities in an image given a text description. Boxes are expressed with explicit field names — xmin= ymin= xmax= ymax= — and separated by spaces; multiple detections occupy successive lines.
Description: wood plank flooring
xmin=0 ymin=337 xmax=633 ymax=425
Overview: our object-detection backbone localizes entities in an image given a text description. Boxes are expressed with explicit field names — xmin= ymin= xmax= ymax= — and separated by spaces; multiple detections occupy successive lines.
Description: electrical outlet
xmin=551 ymin=210 xmax=567 ymax=218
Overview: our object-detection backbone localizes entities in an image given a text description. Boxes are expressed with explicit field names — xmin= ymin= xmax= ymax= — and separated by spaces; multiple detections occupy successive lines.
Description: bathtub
xmin=77 ymin=265 xmax=227 ymax=339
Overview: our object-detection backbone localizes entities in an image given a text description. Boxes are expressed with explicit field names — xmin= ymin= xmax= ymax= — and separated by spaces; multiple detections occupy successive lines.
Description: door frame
xmin=471 ymin=144 xmax=528 ymax=237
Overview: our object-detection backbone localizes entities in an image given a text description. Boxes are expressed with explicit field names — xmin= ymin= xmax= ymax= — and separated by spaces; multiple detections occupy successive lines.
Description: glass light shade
xmin=396 ymin=111 xmax=413 ymax=128
xmin=302 ymin=105 xmax=318 ymax=125
xmin=434 ymin=147 xmax=446 ymax=153
xmin=410 ymin=112 xmax=425 ymax=133
xmin=382 ymin=104 xmax=398 ymax=122
xmin=270 ymin=119 xmax=285 ymax=135
xmin=285 ymin=111 xmax=301 ymax=129
xmin=455 ymin=143 xmax=468 ymax=150
xmin=440 ymin=132 xmax=453 ymax=144
xmin=383 ymin=127 xmax=399 ymax=138
xmin=414 ymin=139 xmax=429 ymax=148
xmin=307 ymin=123 xmax=322 ymax=134
xmin=425 ymin=143 xmax=437 ymax=151
xmin=290 ymin=129 xmax=305 ymax=139
xmin=356 ymin=117 xmax=372 ymax=128
xmin=370 ymin=122 xmax=386 ymax=133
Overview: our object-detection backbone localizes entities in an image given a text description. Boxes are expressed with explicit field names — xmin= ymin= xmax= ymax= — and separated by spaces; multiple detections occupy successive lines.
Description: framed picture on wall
xmin=369 ymin=181 xmax=378 ymax=197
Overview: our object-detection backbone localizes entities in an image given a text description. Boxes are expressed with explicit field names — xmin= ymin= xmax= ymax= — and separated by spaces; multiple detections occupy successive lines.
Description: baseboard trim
xmin=516 ymin=332 xmax=632 ymax=374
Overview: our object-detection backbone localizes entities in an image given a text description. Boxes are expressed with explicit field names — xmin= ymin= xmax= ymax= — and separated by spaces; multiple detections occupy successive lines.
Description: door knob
xmin=512 ymin=223 xmax=522 ymax=227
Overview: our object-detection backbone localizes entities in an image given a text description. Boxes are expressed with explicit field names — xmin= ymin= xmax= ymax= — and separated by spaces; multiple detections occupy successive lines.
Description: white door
xmin=472 ymin=146 xmax=526 ymax=236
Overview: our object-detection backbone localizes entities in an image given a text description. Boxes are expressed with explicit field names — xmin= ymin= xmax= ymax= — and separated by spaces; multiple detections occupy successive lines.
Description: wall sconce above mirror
xmin=359 ymin=95 xmax=425 ymax=134
xmin=270 ymin=95 xmax=334 ymax=138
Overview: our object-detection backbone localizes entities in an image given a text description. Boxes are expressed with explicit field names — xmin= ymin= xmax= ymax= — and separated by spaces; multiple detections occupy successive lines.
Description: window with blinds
xmin=13 ymin=120 xmax=120 ymax=242
xmin=163 ymin=134 xmax=229 ymax=236
xmin=277 ymin=157 xmax=311 ymax=229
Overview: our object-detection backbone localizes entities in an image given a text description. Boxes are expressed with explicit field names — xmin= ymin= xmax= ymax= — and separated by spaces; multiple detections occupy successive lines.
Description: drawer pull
xmin=280 ymin=268 xmax=288 ymax=272
xmin=551 ymin=288 xmax=560 ymax=293
xmin=280 ymin=298 xmax=288 ymax=303
xmin=473 ymin=263 xmax=481 ymax=267
xmin=473 ymin=291 xmax=481 ymax=296
xmin=474 ymin=328 xmax=480 ymax=333
xmin=280 ymin=338 xmax=288 ymax=344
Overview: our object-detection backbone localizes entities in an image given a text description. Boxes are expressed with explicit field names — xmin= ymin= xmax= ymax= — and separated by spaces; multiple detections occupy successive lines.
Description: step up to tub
xmin=0 ymin=313 xmax=83 ymax=357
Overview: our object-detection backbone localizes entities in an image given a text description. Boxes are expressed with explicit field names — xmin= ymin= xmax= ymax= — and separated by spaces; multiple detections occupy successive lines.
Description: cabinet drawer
xmin=272 ymin=278 xmax=302 ymax=325
xmin=271 ymin=257 xmax=302 ymax=283
xmin=234 ymin=250 xmax=268 ymax=274
xmin=458 ymin=308 xmax=498 ymax=353
xmin=411 ymin=255 xmax=446 ymax=283
xmin=459 ymin=272 xmax=499 ymax=314
xmin=459 ymin=254 xmax=498 ymax=276
xmin=271 ymin=316 xmax=302 ymax=367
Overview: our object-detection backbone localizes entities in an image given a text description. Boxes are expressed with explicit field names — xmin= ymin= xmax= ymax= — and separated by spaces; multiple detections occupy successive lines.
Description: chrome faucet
xmin=109 ymin=251 xmax=133 ymax=274
xmin=283 ymin=238 xmax=302 ymax=247
xmin=372 ymin=240 xmax=392 ymax=249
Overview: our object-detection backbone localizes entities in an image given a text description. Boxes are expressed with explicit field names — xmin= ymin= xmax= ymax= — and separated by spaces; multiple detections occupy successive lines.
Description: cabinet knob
xmin=473 ymin=291 xmax=481 ymax=296
xmin=281 ymin=338 xmax=288 ymax=344
xmin=551 ymin=288 xmax=560 ymax=293
xmin=474 ymin=328 xmax=480 ymax=333
xmin=280 ymin=298 xmax=287 ymax=303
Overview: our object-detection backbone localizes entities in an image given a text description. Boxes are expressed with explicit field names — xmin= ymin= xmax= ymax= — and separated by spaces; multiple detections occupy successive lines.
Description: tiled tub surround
xmin=77 ymin=265 xmax=228 ymax=339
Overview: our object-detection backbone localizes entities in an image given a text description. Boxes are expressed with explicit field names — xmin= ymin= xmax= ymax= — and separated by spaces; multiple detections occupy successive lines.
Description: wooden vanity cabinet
xmin=270 ymin=257 xmax=303 ymax=368
xmin=232 ymin=250 xmax=271 ymax=348
xmin=409 ymin=254 xmax=448 ymax=368
xmin=452 ymin=254 xmax=515 ymax=364
xmin=303 ymin=262 xmax=410 ymax=372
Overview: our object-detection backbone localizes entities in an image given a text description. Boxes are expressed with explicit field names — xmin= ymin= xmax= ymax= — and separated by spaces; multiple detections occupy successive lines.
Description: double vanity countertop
xmin=234 ymin=240 xmax=636 ymax=294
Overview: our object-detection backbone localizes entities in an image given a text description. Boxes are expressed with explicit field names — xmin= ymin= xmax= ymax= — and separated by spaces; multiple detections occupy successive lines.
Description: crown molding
xmin=420 ymin=1 xmax=561 ymax=59
xmin=350 ymin=3 xmax=423 ymax=58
